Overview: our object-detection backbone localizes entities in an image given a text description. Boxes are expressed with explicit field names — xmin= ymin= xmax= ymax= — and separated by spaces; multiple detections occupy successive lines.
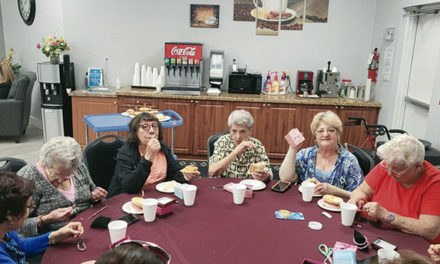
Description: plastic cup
xmin=340 ymin=202 xmax=358 ymax=226
xmin=232 ymin=184 xmax=246 ymax=205
xmin=108 ymin=220 xmax=127 ymax=243
xmin=301 ymin=181 xmax=316 ymax=202
xmin=142 ymin=198 xmax=158 ymax=222
xmin=183 ymin=185 xmax=197 ymax=206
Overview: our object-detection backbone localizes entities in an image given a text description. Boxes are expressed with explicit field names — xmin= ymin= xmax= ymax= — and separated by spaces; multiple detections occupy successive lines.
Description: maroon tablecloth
xmin=42 ymin=178 xmax=428 ymax=263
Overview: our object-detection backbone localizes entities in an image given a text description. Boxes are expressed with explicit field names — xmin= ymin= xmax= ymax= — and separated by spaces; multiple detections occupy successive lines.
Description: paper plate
xmin=122 ymin=201 xmax=143 ymax=214
xmin=317 ymin=198 xmax=341 ymax=212
xmin=156 ymin=181 xmax=177 ymax=193
xmin=298 ymin=185 xmax=322 ymax=197
xmin=240 ymin=179 xmax=266 ymax=191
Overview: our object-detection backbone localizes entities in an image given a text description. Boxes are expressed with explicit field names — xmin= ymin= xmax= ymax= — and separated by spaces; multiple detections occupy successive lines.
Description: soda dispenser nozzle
xmin=188 ymin=58 xmax=194 ymax=78
xmin=182 ymin=57 xmax=188 ymax=77
xmin=195 ymin=59 xmax=200 ymax=77
xmin=170 ymin=58 xmax=176 ymax=77
xmin=165 ymin=58 xmax=171 ymax=75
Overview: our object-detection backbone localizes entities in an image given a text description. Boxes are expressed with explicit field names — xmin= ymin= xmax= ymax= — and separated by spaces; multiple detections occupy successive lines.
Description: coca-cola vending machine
xmin=163 ymin=42 xmax=203 ymax=95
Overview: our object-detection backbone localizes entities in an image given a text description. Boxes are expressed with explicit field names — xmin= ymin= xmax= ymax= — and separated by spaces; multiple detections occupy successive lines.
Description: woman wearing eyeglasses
xmin=16 ymin=137 xmax=107 ymax=238
xmin=349 ymin=134 xmax=440 ymax=243
xmin=0 ymin=171 xmax=84 ymax=264
xmin=279 ymin=111 xmax=363 ymax=198
xmin=107 ymin=113 xmax=200 ymax=197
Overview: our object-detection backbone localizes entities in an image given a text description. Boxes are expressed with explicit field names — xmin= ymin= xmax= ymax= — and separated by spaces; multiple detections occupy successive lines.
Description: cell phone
xmin=271 ymin=180 xmax=292 ymax=193
xmin=371 ymin=237 xmax=397 ymax=251
xmin=118 ymin=213 xmax=140 ymax=226
xmin=302 ymin=258 xmax=322 ymax=264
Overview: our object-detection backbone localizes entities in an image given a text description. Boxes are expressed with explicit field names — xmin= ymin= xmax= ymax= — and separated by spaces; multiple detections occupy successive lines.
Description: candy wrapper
xmin=333 ymin=241 xmax=357 ymax=252
xmin=275 ymin=210 xmax=304 ymax=220
xmin=285 ymin=128 xmax=305 ymax=148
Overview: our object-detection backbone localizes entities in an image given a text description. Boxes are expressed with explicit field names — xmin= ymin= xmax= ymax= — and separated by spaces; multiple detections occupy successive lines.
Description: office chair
xmin=206 ymin=130 xmax=229 ymax=160
xmin=344 ymin=143 xmax=375 ymax=176
xmin=83 ymin=135 xmax=125 ymax=190
xmin=0 ymin=157 xmax=27 ymax=173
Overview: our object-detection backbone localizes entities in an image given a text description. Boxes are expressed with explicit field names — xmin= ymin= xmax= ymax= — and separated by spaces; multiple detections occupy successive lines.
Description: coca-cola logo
xmin=171 ymin=46 xmax=196 ymax=56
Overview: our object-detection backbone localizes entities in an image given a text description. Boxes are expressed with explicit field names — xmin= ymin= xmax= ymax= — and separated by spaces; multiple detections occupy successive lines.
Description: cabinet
xmin=72 ymin=96 xmax=118 ymax=147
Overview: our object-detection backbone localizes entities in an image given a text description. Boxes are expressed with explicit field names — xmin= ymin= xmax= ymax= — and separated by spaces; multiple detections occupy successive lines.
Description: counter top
xmin=70 ymin=87 xmax=381 ymax=108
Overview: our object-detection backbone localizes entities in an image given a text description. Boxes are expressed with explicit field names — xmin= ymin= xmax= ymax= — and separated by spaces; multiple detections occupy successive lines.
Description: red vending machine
xmin=163 ymin=42 xmax=203 ymax=95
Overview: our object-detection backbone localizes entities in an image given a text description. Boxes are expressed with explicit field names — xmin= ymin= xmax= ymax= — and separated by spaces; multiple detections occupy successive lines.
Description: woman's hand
xmin=91 ymin=187 xmax=107 ymax=201
xmin=232 ymin=141 xmax=255 ymax=157
xmin=183 ymin=171 xmax=201 ymax=181
xmin=361 ymin=202 xmax=388 ymax=221
xmin=49 ymin=222 xmax=84 ymax=244
xmin=144 ymin=139 xmax=161 ymax=161
xmin=314 ymin=183 xmax=329 ymax=195
xmin=251 ymin=170 xmax=270 ymax=182
xmin=44 ymin=207 xmax=73 ymax=224
xmin=428 ymin=244 xmax=440 ymax=263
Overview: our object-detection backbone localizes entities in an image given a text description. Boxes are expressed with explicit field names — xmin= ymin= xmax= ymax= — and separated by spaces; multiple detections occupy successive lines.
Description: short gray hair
xmin=377 ymin=134 xmax=425 ymax=166
xmin=39 ymin=136 xmax=82 ymax=170
xmin=227 ymin=110 xmax=254 ymax=130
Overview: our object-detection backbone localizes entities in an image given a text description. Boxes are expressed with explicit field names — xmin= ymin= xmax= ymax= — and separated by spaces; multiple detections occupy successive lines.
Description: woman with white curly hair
xmin=349 ymin=134 xmax=440 ymax=243
xmin=16 ymin=137 xmax=107 ymax=237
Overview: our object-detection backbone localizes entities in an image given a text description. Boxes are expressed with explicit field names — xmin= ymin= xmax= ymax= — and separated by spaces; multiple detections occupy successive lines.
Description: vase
xmin=49 ymin=55 xmax=60 ymax=64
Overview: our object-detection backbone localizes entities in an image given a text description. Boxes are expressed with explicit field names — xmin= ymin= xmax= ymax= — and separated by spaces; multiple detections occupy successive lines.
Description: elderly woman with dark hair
xmin=17 ymin=136 xmax=107 ymax=237
xmin=107 ymin=113 xmax=199 ymax=197
xmin=279 ymin=111 xmax=363 ymax=198
xmin=209 ymin=109 xmax=272 ymax=181
xmin=0 ymin=171 xmax=84 ymax=263
xmin=349 ymin=134 xmax=440 ymax=243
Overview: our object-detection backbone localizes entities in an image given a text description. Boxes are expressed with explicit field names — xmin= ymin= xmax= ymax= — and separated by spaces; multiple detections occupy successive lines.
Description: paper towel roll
xmin=152 ymin=67 xmax=159 ymax=87
xmin=132 ymin=63 xmax=141 ymax=86
xmin=146 ymin=66 xmax=153 ymax=87
xmin=364 ymin=78 xmax=371 ymax=101
xmin=141 ymin=65 xmax=147 ymax=86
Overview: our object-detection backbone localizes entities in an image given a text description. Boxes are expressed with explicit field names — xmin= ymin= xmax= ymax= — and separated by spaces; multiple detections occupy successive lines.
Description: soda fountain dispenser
xmin=162 ymin=42 xmax=203 ymax=95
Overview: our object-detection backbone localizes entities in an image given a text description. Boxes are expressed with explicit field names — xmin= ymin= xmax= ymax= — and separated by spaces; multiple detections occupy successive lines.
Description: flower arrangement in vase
xmin=37 ymin=36 xmax=70 ymax=64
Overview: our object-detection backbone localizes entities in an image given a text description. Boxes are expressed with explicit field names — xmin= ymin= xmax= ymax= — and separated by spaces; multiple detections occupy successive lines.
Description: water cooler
xmin=37 ymin=55 xmax=75 ymax=142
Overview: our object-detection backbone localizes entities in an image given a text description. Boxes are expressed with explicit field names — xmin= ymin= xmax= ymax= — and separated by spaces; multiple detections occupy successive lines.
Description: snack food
xmin=181 ymin=165 xmax=199 ymax=174
xmin=323 ymin=194 xmax=343 ymax=206
xmin=139 ymin=107 xmax=150 ymax=112
xmin=126 ymin=108 xmax=135 ymax=114
xmin=249 ymin=162 xmax=266 ymax=173
xmin=162 ymin=180 xmax=178 ymax=192
xmin=131 ymin=197 xmax=144 ymax=209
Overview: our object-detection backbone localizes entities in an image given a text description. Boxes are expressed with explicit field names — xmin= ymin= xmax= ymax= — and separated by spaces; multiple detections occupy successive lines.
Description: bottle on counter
xmin=232 ymin=59 xmax=237 ymax=72
xmin=264 ymin=71 xmax=272 ymax=93
xmin=271 ymin=72 xmax=279 ymax=94
xmin=84 ymin=72 xmax=89 ymax=90
xmin=279 ymin=71 xmax=286 ymax=94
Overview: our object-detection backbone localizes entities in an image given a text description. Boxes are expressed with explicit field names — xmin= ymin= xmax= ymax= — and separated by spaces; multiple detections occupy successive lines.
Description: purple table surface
xmin=42 ymin=178 xmax=429 ymax=264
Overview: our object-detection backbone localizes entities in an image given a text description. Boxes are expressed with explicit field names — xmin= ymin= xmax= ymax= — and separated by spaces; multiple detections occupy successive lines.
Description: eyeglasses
xmin=110 ymin=237 xmax=171 ymax=264
xmin=316 ymin=128 xmax=337 ymax=135
xmin=26 ymin=204 xmax=37 ymax=210
xmin=139 ymin=124 xmax=159 ymax=131
xmin=379 ymin=160 xmax=413 ymax=178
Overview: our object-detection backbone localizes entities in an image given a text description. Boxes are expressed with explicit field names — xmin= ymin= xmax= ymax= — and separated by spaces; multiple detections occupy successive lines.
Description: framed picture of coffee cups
xmin=190 ymin=4 xmax=220 ymax=28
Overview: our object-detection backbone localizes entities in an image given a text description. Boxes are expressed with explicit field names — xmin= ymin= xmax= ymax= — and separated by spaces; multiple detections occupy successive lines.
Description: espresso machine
xmin=207 ymin=50 xmax=224 ymax=95
xmin=162 ymin=42 xmax=203 ymax=95
xmin=316 ymin=61 xmax=340 ymax=98
xmin=37 ymin=55 xmax=75 ymax=142
xmin=297 ymin=71 xmax=314 ymax=95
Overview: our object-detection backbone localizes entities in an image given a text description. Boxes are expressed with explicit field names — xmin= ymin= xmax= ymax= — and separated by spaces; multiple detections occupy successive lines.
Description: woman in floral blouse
xmin=279 ymin=111 xmax=363 ymax=198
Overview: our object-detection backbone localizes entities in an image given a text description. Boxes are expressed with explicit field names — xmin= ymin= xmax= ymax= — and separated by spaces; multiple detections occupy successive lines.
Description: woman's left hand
xmin=49 ymin=222 xmax=84 ymax=243
xmin=252 ymin=170 xmax=270 ymax=182
xmin=183 ymin=171 xmax=201 ymax=181
xmin=362 ymin=202 xmax=388 ymax=221
xmin=314 ymin=183 xmax=329 ymax=195
xmin=91 ymin=187 xmax=107 ymax=201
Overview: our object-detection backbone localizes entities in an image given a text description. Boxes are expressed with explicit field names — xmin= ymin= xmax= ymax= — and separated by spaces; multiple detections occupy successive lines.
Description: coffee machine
xmin=37 ymin=55 xmax=75 ymax=142
xmin=162 ymin=42 xmax=203 ymax=95
xmin=207 ymin=50 xmax=224 ymax=95
xmin=316 ymin=61 xmax=340 ymax=98
xmin=297 ymin=71 xmax=314 ymax=95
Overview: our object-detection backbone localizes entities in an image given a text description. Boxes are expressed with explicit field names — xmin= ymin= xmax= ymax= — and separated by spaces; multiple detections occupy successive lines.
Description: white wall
xmin=0 ymin=4 xmax=5 ymax=58
xmin=2 ymin=0 xmax=377 ymax=127
xmin=372 ymin=0 xmax=440 ymax=148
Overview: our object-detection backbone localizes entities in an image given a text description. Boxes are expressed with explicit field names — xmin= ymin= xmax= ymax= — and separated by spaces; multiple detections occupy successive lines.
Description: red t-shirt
xmin=366 ymin=161 xmax=440 ymax=243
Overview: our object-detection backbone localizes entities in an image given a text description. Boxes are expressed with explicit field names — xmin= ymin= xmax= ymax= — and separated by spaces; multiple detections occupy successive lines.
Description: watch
xmin=17 ymin=0 xmax=36 ymax=26
xmin=386 ymin=212 xmax=395 ymax=224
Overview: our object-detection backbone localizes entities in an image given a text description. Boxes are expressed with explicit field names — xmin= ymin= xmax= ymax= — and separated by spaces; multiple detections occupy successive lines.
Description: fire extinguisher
xmin=368 ymin=48 xmax=379 ymax=82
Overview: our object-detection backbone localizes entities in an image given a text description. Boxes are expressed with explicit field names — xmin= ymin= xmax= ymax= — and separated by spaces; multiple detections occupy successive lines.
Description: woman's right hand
xmin=232 ymin=141 xmax=255 ymax=156
xmin=43 ymin=206 xmax=73 ymax=224
xmin=49 ymin=222 xmax=84 ymax=243
xmin=428 ymin=244 xmax=440 ymax=263
xmin=144 ymin=139 xmax=161 ymax=161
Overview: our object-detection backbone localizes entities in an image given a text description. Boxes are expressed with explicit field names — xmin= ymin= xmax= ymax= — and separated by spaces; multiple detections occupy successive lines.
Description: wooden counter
xmin=70 ymin=88 xmax=381 ymax=162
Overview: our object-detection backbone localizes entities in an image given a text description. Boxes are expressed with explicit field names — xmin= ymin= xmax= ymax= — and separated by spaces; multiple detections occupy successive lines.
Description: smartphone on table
xmin=371 ymin=237 xmax=397 ymax=251
xmin=271 ymin=180 xmax=292 ymax=193
xmin=118 ymin=213 xmax=140 ymax=226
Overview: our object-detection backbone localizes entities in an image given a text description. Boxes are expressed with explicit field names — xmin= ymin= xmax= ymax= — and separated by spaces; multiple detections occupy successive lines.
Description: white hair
xmin=377 ymin=134 xmax=425 ymax=166
xmin=227 ymin=110 xmax=254 ymax=130
xmin=39 ymin=136 xmax=82 ymax=170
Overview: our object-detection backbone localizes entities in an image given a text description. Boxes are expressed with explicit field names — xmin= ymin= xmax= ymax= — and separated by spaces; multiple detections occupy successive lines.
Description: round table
xmin=42 ymin=178 xmax=429 ymax=264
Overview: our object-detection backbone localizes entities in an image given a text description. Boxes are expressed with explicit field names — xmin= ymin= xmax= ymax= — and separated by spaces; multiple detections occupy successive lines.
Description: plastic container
xmin=271 ymin=72 xmax=279 ymax=93
xmin=340 ymin=79 xmax=351 ymax=97
xmin=264 ymin=71 xmax=272 ymax=93
xmin=279 ymin=71 xmax=286 ymax=94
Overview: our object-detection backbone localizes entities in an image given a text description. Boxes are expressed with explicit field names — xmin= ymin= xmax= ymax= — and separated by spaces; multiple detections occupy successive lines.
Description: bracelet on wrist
xmin=48 ymin=233 xmax=56 ymax=245
xmin=38 ymin=215 xmax=45 ymax=227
